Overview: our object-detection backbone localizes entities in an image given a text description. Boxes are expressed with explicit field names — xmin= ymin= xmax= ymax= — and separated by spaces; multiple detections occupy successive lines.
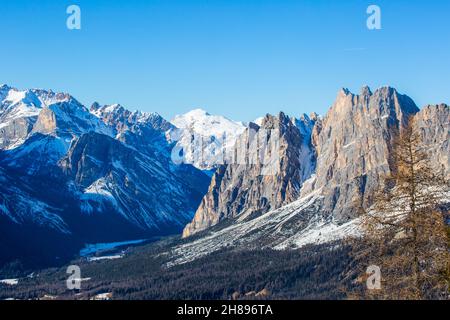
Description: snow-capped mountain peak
xmin=182 ymin=108 xmax=210 ymax=117
xmin=1 ymin=86 xmax=75 ymax=117
xmin=90 ymin=102 xmax=124 ymax=117
xmin=170 ymin=108 xmax=247 ymax=170
xmin=89 ymin=102 xmax=174 ymax=138
xmin=0 ymin=86 xmax=80 ymax=149
xmin=2 ymin=87 xmax=40 ymax=110
xmin=171 ymin=108 xmax=246 ymax=139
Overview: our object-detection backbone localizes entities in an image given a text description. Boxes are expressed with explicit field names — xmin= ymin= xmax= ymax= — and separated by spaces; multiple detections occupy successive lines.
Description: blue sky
xmin=1 ymin=0 xmax=449 ymax=121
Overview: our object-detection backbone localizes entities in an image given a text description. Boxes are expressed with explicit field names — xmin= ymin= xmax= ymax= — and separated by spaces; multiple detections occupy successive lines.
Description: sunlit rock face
xmin=414 ymin=104 xmax=450 ymax=179
xmin=183 ymin=112 xmax=317 ymax=237
xmin=306 ymin=86 xmax=419 ymax=222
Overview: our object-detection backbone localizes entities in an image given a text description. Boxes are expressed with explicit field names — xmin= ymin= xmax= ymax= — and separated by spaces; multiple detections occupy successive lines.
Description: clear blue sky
xmin=1 ymin=0 xmax=449 ymax=121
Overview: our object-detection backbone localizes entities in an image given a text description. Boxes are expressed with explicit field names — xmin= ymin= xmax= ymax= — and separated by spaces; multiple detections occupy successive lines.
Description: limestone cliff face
xmin=32 ymin=106 xmax=57 ymax=135
xmin=182 ymin=112 xmax=316 ymax=237
xmin=414 ymin=104 xmax=449 ymax=178
xmin=304 ymin=86 xmax=419 ymax=222
xmin=0 ymin=117 xmax=35 ymax=149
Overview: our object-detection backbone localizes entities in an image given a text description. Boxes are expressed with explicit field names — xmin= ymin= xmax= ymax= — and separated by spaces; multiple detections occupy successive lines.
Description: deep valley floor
xmin=0 ymin=237 xmax=352 ymax=300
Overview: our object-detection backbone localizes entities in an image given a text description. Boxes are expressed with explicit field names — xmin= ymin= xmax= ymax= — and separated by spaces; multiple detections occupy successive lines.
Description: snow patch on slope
xmin=167 ymin=180 xmax=360 ymax=267
xmin=274 ymin=218 xmax=360 ymax=250
xmin=0 ymin=279 xmax=19 ymax=286
xmin=293 ymin=113 xmax=317 ymax=182
xmin=0 ymin=187 xmax=70 ymax=234
xmin=80 ymin=178 xmax=119 ymax=214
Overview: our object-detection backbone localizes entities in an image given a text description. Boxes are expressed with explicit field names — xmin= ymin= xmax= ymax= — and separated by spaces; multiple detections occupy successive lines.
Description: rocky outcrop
xmin=31 ymin=106 xmax=57 ymax=135
xmin=182 ymin=112 xmax=316 ymax=237
xmin=414 ymin=104 xmax=449 ymax=178
xmin=304 ymin=86 xmax=419 ymax=222
xmin=0 ymin=117 xmax=36 ymax=149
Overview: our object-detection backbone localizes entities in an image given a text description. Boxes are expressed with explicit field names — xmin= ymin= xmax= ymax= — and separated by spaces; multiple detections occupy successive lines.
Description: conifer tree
xmin=352 ymin=117 xmax=450 ymax=299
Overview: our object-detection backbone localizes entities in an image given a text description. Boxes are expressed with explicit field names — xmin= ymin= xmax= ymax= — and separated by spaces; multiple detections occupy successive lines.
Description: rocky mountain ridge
xmin=181 ymin=86 xmax=449 ymax=243
xmin=183 ymin=111 xmax=317 ymax=237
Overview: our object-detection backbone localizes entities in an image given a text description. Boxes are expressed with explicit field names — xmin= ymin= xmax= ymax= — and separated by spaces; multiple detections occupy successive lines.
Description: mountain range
xmin=0 ymin=84 xmax=448 ymax=273
xmin=172 ymin=87 xmax=449 ymax=266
